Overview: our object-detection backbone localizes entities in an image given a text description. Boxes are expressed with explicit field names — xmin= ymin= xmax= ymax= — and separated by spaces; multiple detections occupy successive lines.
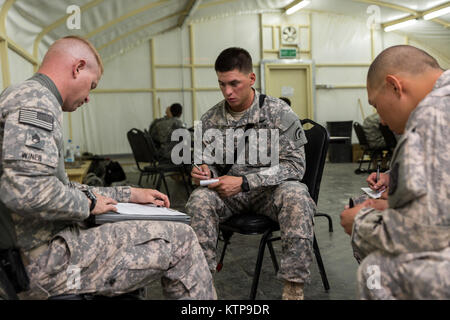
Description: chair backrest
xmin=379 ymin=124 xmax=397 ymax=149
xmin=353 ymin=122 xmax=369 ymax=148
xmin=300 ymin=119 xmax=330 ymax=204
xmin=127 ymin=128 xmax=158 ymax=167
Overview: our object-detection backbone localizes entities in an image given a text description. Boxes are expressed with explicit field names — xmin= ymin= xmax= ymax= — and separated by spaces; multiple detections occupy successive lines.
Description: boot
xmin=282 ymin=281 xmax=304 ymax=300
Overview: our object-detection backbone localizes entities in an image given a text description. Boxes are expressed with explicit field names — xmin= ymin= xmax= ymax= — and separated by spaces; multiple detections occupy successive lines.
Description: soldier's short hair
xmin=62 ymin=35 xmax=104 ymax=75
xmin=170 ymin=103 xmax=183 ymax=117
xmin=215 ymin=47 xmax=253 ymax=74
xmin=367 ymin=45 xmax=442 ymax=89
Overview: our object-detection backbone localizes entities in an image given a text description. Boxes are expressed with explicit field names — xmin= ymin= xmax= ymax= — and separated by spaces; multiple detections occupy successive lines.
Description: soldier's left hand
xmin=208 ymin=176 xmax=242 ymax=198
xmin=362 ymin=198 xmax=388 ymax=211
xmin=130 ymin=188 xmax=170 ymax=208
xmin=340 ymin=203 xmax=365 ymax=235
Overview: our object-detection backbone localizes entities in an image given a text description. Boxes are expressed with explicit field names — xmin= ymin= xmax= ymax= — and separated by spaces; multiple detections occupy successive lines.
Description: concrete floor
xmin=117 ymin=160 xmax=368 ymax=300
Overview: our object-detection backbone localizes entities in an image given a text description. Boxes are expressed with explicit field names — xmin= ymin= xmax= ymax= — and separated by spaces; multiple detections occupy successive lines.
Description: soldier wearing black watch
xmin=82 ymin=189 xmax=97 ymax=212
xmin=241 ymin=176 xmax=250 ymax=192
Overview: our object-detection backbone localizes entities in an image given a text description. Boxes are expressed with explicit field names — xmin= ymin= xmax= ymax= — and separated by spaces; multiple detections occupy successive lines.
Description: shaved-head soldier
xmin=340 ymin=45 xmax=449 ymax=299
xmin=0 ymin=36 xmax=215 ymax=300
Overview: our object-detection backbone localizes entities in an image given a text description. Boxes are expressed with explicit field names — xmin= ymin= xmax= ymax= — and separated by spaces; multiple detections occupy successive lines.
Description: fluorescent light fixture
xmin=384 ymin=18 xmax=417 ymax=32
xmin=286 ymin=0 xmax=311 ymax=15
xmin=424 ymin=6 xmax=450 ymax=20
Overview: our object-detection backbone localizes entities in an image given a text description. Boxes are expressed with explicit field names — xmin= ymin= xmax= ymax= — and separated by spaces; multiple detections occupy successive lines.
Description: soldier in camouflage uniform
xmin=185 ymin=47 xmax=315 ymax=300
xmin=362 ymin=112 xmax=385 ymax=149
xmin=149 ymin=103 xmax=186 ymax=161
xmin=0 ymin=36 xmax=215 ymax=300
xmin=340 ymin=45 xmax=450 ymax=299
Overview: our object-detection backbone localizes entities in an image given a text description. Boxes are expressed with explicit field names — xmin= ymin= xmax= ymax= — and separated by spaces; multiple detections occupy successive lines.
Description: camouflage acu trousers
xmin=186 ymin=181 xmax=316 ymax=284
xmin=357 ymin=247 xmax=450 ymax=299
xmin=22 ymin=221 xmax=215 ymax=300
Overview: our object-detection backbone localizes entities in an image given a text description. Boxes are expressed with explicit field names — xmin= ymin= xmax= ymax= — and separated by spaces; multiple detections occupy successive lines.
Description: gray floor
xmin=117 ymin=160 xmax=368 ymax=300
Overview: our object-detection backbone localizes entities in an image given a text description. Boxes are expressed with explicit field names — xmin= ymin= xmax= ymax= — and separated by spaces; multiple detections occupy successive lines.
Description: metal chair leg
xmin=249 ymin=229 xmax=273 ymax=300
xmin=216 ymin=230 xmax=233 ymax=272
xmin=267 ymin=238 xmax=279 ymax=273
xmin=313 ymin=234 xmax=330 ymax=291
xmin=315 ymin=213 xmax=334 ymax=232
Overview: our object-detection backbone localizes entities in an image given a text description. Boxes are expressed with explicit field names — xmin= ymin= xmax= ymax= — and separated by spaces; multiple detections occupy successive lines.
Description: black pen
xmin=349 ymin=198 xmax=354 ymax=208
xmin=376 ymin=163 xmax=380 ymax=183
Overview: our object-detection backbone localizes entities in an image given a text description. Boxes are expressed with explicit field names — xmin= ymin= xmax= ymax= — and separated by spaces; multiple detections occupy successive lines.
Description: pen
xmin=349 ymin=198 xmax=354 ymax=208
xmin=376 ymin=163 xmax=380 ymax=183
xmin=193 ymin=163 xmax=202 ymax=172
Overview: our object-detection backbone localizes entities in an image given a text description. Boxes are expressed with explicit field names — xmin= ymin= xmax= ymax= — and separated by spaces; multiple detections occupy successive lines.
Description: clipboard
xmin=94 ymin=203 xmax=191 ymax=225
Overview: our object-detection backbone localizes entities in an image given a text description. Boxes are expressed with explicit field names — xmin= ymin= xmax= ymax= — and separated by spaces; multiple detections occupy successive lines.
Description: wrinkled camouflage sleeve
xmin=69 ymin=181 xmax=131 ymax=202
xmin=245 ymin=109 xmax=306 ymax=189
xmin=0 ymin=109 xmax=90 ymax=221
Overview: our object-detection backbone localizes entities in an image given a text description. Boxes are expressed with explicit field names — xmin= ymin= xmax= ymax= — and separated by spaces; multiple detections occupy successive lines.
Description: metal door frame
xmin=260 ymin=59 xmax=316 ymax=120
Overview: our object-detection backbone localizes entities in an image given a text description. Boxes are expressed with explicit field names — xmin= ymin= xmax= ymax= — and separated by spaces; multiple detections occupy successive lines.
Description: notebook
xmin=94 ymin=203 xmax=191 ymax=224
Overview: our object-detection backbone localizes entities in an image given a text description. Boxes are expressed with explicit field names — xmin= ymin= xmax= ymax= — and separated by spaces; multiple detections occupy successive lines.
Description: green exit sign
xmin=279 ymin=48 xmax=297 ymax=59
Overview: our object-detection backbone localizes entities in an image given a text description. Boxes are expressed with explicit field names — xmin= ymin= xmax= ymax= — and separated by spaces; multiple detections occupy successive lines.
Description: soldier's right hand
xmin=191 ymin=164 xmax=211 ymax=185
xmin=367 ymin=172 xmax=389 ymax=191
xmin=90 ymin=193 xmax=118 ymax=215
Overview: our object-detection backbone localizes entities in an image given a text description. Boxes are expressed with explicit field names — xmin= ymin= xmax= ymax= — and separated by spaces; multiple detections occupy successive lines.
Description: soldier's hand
xmin=362 ymin=198 xmax=388 ymax=211
xmin=367 ymin=172 xmax=389 ymax=191
xmin=90 ymin=193 xmax=118 ymax=215
xmin=130 ymin=187 xmax=170 ymax=208
xmin=340 ymin=203 xmax=364 ymax=235
xmin=191 ymin=164 xmax=211 ymax=185
xmin=208 ymin=176 xmax=242 ymax=198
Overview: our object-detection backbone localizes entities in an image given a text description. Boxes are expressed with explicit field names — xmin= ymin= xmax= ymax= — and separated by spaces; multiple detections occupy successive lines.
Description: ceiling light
xmin=424 ymin=6 xmax=450 ymax=20
xmin=285 ymin=0 xmax=311 ymax=15
xmin=384 ymin=18 xmax=417 ymax=32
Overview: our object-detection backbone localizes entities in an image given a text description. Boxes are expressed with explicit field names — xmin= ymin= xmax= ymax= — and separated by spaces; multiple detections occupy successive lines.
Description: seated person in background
xmin=340 ymin=45 xmax=450 ymax=299
xmin=149 ymin=103 xmax=186 ymax=161
xmin=0 ymin=36 xmax=215 ymax=300
xmin=186 ymin=47 xmax=315 ymax=300
xmin=362 ymin=112 xmax=385 ymax=149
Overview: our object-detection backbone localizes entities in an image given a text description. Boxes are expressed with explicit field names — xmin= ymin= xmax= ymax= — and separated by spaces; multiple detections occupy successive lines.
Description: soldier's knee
xmin=186 ymin=188 xmax=220 ymax=212
xmin=274 ymin=181 xmax=312 ymax=206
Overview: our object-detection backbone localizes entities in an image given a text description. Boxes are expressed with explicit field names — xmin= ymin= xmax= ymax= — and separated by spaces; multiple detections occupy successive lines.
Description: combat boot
xmin=282 ymin=281 xmax=304 ymax=300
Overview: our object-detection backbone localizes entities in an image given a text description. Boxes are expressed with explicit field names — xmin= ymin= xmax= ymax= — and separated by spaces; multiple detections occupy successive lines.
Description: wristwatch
xmin=82 ymin=189 xmax=97 ymax=212
xmin=241 ymin=176 xmax=250 ymax=192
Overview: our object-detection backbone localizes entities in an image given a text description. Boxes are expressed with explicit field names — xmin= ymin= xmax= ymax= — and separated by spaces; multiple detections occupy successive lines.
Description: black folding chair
xmin=216 ymin=119 xmax=331 ymax=300
xmin=127 ymin=128 xmax=190 ymax=200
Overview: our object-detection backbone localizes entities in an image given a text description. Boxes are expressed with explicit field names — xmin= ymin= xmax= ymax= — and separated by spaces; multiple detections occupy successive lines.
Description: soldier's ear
xmin=72 ymin=60 xmax=87 ymax=78
xmin=249 ymin=72 xmax=256 ymax=86
xmin=385 ymin=75 xmax=402 ymax=98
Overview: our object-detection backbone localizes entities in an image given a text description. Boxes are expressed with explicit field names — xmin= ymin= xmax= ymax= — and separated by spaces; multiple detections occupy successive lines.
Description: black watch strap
xmin=82 ymin=189 xmax=97 ymax=212
xmin=241 ymin=176 xmax=250 ymax=192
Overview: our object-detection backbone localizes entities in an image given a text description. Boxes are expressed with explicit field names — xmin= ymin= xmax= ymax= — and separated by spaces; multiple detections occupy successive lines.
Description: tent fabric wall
xmin=68 ymin=10 xmax=449 ymax=155
xmin=1 ymin=0 xmax=449 ymax=155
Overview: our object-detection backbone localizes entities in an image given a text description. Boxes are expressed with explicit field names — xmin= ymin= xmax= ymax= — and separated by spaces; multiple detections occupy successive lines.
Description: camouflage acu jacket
xmin=0 ymin=75 xmax=131 ymax=251
xmin=195 ymin=89 xmax=307 ymax=190
xmin=352 ymin=70 xmax=450 ymax=258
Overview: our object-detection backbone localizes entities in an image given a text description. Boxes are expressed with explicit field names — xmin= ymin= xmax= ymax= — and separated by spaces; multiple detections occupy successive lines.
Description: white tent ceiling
xmin=2 ymin=0 xmax=450 ymax=63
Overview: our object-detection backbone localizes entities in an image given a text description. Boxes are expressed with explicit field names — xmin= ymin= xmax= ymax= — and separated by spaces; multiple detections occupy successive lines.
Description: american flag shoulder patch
xmin=19 ymin=109 xmax=54 ymax=131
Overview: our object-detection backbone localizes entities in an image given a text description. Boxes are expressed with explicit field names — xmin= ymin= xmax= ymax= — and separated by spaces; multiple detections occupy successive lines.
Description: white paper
xmin=200 ymin=179 xmax=219 ymax=186
xmin=361 ymin=187 xmax=385 ymax=199
xmin=114 ymin=203 xmax=187 ymax=216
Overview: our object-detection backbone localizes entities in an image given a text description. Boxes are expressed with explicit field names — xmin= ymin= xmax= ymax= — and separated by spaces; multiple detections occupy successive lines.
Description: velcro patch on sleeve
xmin=19 ymin=108 xmax=54 ymax=131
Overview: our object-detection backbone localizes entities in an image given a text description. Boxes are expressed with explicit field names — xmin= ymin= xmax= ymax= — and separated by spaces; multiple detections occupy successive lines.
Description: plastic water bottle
xmin=65 ymin=139 xmax=75 ymax=163
xmin=75 ymin=145 xmax=81 ymax=160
